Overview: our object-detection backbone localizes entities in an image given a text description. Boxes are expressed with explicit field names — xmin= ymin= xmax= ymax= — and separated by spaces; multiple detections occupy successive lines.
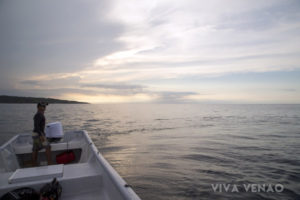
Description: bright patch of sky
xmin=0 ymin=0 xmax=300 ymax=103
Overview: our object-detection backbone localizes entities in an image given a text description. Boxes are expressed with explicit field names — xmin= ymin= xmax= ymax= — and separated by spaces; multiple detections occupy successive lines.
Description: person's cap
xmin=37 ymin=102 xmax=49 ymax=108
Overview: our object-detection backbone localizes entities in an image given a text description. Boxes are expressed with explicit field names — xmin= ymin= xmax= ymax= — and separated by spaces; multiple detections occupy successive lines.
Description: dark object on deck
xmin=40 ymin=178 xmax=62 ymax=200
xmin=0 ymin=187 xmax=39 ymax=200
xmin=56 ymin=150 xmax=75 ymax=164
xmin=47 ymin=138 xmax=61 ymax=143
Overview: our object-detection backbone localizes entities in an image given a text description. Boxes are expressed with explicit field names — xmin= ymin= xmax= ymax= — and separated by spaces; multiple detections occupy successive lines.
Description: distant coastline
xmin=0 ymin=95 xmax=89 ymax=104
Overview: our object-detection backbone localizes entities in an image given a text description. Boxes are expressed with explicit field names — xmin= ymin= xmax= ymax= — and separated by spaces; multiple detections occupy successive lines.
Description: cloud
xmin=20 ymin=80 xmax=41 ymax=86
xmin=17 ymin=76 xmax=200 ymax=103
xmin=280 ymin=88 xmax=297 ymax=92
xmin=0 ymin=0 xmax=125 ymax=78
xmin=215 ymin=1 xmax=300 ymax=31
xmin=19 ymin=76 xmax=81 ymax=89
xmin=81 ymin=83 xmax=147 ymax=95
xmin=154 ymin=91 xmax=198 ymax=103
xmin=1 ymin=0 xmax=300 ymax=103
xmin=81 ymin=83 xmax=146 ymax=90
xmin=85 ymin=0 xmax=300 ymax=83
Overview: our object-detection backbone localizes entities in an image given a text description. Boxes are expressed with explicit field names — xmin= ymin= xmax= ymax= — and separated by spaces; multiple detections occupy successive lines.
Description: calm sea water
xmin=0 ymin=104 xmax=300 ymax=200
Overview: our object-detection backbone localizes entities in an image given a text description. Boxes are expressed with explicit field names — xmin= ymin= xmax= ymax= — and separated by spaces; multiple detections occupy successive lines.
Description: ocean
xmin=0 ymin=104 xmax=299 ymax=200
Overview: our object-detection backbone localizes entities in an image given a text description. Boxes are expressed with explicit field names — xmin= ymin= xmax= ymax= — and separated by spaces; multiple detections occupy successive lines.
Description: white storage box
xmin=45 ymin=122 xmax=63 ymax=138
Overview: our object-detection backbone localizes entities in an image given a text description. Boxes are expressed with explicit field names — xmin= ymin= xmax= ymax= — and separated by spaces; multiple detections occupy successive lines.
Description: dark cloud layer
xmin=154 ymin=91 xmax=198 ymax=103
xmin=0 ymin=0 xmax=125 ymax=88
xmin=20 ymin=76 xmax=81 ymax=88
xmin=81 ymin=83 xmax=146 ymax=90
xmin=81 ymin=83 xmax=147 ymax=95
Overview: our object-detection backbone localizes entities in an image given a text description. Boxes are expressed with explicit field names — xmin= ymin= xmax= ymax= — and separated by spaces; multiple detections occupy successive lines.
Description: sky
xmin=0 ymin=0 xmax=300 ymax=103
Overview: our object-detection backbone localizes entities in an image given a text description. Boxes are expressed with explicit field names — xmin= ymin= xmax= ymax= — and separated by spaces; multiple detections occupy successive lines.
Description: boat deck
xmin=0 ymin=162 xmax=108 ymax=199
xmin=0 ymin=131 xmax=141 ymax=200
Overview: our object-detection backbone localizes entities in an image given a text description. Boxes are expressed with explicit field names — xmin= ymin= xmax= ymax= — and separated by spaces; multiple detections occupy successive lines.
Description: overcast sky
xmin=0 ymin=0 xmax=300 ymax=103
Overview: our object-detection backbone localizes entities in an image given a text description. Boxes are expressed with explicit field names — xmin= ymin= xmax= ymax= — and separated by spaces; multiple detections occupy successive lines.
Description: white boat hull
xmin=0 ymin=131 xmax=141 ymax=200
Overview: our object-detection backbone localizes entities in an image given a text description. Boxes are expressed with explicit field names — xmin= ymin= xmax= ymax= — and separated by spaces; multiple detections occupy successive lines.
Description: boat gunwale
xmin=82 ymin=130 xmax=141 ymax=200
